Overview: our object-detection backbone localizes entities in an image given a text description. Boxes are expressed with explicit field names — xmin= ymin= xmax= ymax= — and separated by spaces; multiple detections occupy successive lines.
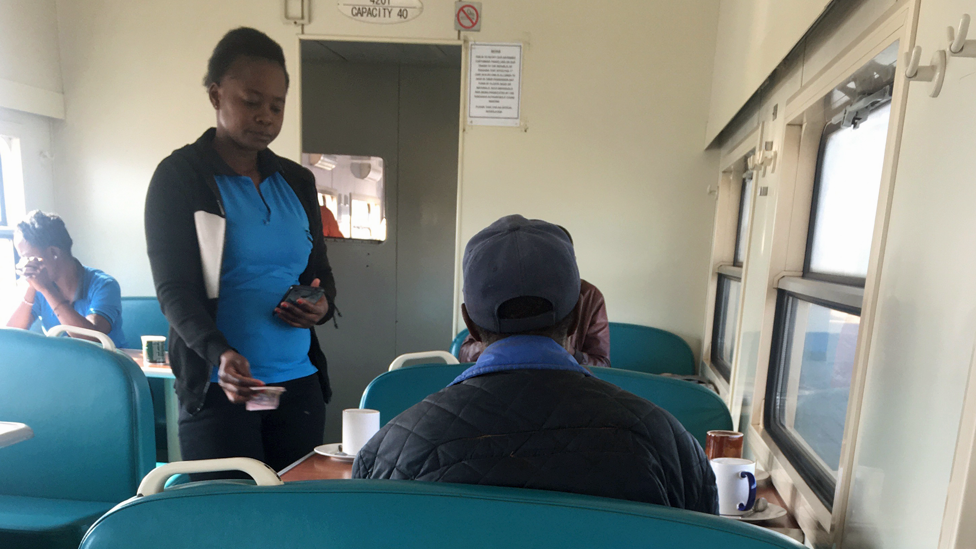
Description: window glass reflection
xmin=773 ymin=297 xmax=859 ymax=474
xmin=303 ymin=154 xmax=386 ymax=242
xmin=808 ymin=103 xmax=890 ymax=278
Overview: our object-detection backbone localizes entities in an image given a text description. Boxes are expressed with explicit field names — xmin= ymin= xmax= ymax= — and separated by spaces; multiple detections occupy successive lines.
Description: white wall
xmin=51 ymin=0 xmax=723 ymax=353
xmin=451 ymin=0 xmax=721 ymax=353
xmin=842 ymin=0 xmax=976 ymax=546
xmin=52 ymin=0 xmax=304 ymax=296
xmin=705 ymin=0 xmax=831 ymax=145
xmin=0 ymin=0 xmax=64 ymax=118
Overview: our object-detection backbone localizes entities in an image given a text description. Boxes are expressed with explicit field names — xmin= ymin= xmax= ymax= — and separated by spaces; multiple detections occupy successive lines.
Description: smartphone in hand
xmin=278 ymin=285 xmax=326 ymax=307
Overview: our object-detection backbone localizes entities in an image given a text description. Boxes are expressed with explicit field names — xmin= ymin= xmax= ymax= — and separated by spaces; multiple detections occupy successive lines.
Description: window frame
xmin=733 ymin=172 xmax=753 ymax=267
xmin=802 ymin=99 xmax=892 ymax=288
xmin=711 ymin=266 xmax=743 ymax=381
xmin=764 ymin=287 xmax=862 ymax=507
xmin=763 ymin=93 xmax=892 ymax=511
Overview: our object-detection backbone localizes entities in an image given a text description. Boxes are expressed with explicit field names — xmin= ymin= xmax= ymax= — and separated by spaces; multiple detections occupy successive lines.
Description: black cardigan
xmin=145 ymin=129 xmax=337 ymax=414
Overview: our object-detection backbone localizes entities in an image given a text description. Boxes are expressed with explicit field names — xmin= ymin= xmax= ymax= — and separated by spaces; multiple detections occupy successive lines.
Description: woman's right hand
xmin=217 ymin=350 xmax=265 ymax=403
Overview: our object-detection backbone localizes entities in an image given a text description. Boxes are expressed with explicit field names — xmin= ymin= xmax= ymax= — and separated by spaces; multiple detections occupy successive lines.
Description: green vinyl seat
xmin=609 ymin=322 xmax=696 ymax=375
xmin=360 ymin=362 xmax=731 ymax=444
xmin=452 ymin=323 xmax=696 ymax=375
xmin=120 ymin=296 xmax=171 ymax=463
xmin=79 ymin=479 xmax=803 ymax=549
xmin=0 ymin=329 xmax=155 ymax=549
xmin=120 ymin=297 xmax=169 ymax=351
xmin=449 ymin=329 xmax=469 ymax=357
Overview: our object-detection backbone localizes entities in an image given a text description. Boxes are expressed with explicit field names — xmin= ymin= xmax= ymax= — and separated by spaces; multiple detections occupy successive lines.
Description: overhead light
xmin=314 ymin=155 xmax=337 ymax=171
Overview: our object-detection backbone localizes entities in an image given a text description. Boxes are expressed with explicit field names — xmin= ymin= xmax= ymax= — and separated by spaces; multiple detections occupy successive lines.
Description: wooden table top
xmin=279 ymin=451 xmax=352 ymax=482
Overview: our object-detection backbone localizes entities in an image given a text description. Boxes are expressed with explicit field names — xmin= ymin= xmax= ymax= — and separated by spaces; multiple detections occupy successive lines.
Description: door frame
xmin=294 ymin=33 xmax=468 ymax=344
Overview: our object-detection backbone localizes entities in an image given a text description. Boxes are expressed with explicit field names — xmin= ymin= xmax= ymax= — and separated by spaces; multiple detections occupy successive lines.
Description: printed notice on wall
xmin=468 ymin=43 xmax=522 ymax=126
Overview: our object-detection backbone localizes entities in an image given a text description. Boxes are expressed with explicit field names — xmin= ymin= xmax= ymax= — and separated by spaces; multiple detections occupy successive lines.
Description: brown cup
xmin=706 ymin=430 xmax=744 ymax=460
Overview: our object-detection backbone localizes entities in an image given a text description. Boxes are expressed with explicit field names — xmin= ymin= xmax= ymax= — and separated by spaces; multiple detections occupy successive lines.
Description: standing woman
xmin=145 ymin=28 xmax=337 ymax=472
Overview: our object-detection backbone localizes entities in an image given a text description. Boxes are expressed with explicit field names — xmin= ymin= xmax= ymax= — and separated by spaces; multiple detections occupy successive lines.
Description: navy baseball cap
xmin=463 ymin=215 xmax=581 ymax=333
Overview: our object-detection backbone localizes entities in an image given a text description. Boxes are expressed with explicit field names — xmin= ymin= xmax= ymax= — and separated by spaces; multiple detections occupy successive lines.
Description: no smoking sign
xmin=454 ymin=2 xmax=481 ymax=31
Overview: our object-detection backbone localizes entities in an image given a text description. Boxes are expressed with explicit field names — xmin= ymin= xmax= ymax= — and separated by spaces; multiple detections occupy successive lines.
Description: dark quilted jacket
xmin=352 ymin=370 xmax=719 ymax=514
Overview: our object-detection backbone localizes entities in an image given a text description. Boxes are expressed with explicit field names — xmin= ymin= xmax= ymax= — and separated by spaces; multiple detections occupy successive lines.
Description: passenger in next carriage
xmin=457 ymin=225 xmax=610 ymax=367
xmin=5 ymin=210 xmax=127 ymax=348
xmin=353 ymin=215 xmax=718 ymax=513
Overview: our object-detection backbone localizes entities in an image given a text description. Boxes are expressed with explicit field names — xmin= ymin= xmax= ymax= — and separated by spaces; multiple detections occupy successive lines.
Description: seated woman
xmin=5 ymin=210 xmax=126 ymax=348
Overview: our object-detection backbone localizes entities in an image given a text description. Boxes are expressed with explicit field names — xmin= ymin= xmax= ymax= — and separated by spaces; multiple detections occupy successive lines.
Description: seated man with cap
xmin=353 ymin=215 xmax=717 ymax=513
xmin=457 ymin=225 xmax=610 ymax=367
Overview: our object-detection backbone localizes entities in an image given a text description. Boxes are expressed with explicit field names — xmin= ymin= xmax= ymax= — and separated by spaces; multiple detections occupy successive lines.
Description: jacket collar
xmin=194 ymin=128 xmax=283 ymax=179
xmin=450 ymin=335 xmax=591 ymax=386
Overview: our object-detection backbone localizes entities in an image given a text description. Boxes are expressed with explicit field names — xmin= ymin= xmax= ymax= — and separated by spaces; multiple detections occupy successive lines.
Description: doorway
xmin=301 ymin=39 xmax=462 ymax=442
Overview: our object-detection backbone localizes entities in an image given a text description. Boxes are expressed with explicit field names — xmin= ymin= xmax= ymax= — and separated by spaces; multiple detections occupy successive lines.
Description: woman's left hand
xmin=275 ymin=278 xmax=330 ymax=328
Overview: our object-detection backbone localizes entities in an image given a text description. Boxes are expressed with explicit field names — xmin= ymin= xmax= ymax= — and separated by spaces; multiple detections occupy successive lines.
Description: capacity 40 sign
xmin=338 ymin=0 xmax=424 ymax=24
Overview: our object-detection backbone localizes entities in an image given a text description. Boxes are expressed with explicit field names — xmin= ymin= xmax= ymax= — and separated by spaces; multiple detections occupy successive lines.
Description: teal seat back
xmin=361 ymin=363 xmax=470 ymax=425
xmin=449 ymin=328 xmax=469 ymax=357
xmin=80 ymin=480 xmax=803 ymax=549
xmin=360 ymin=363 xmax=731 ymax=444
xmin=120 ymin=297 xmax=169 ymax=349
xmin=0 ymin=329 xmax=155 ymax=502
xmin=588 ymin=366 xmax=731 ymax=445
xmin=609 ymin=322 xmax=696 ymax=375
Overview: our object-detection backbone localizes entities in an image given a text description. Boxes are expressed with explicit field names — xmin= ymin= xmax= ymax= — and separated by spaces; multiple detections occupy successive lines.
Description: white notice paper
xmin=468 ymin=43 xmax=522 ymax=126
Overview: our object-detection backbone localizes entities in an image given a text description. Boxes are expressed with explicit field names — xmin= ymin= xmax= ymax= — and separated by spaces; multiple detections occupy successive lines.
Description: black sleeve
xmin=144 ymin=159 xmax=232 ymax=367
xmin=676 ymin=426 xmax=720 ymax=515
xmin=294 ymin=165 xmax=337 ymax=324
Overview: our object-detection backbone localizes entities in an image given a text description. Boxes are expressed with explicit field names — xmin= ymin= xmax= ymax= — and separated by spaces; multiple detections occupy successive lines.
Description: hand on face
xmin=17 ymin=256 xmax=55 ymax=293
xmin=275 ymin=278 xmax=329 ymax=328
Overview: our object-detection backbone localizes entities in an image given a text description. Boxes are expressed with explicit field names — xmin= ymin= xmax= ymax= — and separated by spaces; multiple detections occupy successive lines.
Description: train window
xmin=806 ymin=102 xmax=891 ymax=283
xmin=765 ymin=46 xmax=894 ymax=507
xmin=303 ymin=154 xmax=386 ymax=241
xmin=733 ymin=173 xmax=753 ymax=267
xmin=711 ymin=272 xmax=742 ymax=380
xmin=766 ymin=291 xmax=860 ymax=504
xmin=709 ymin=169 xmax=753 ymax=381
xmin=0 ymin=141 xmax=16 ymax=299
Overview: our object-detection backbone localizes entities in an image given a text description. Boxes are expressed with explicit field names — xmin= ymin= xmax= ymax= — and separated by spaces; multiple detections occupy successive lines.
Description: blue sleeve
xmin=86 ymin=274 xmax=123 ymax=329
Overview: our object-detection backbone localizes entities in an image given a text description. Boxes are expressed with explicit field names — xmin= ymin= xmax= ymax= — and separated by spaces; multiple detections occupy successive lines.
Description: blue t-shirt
xmin=32 ymin=265 xmax=127 ymax=348
xmin=212 ymin=171 xmax=317 ymax=384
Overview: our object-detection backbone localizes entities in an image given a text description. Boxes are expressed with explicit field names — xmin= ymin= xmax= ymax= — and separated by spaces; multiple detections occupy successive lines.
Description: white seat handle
xmin=137 ymin=458 xmax=283 ymax=496
xmin=388 ymin=350 xmax=460 ymax=371
xmin=46 ymin=325 xmax=116 ymax=351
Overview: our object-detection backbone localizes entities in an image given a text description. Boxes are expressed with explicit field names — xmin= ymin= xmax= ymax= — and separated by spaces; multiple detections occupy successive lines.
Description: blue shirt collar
xmin=449 ymin=335 xmax=592 ymax=386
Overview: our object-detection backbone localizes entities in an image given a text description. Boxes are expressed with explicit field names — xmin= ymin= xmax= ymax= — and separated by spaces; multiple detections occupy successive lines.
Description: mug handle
xmin=737 ymin=471 xmax=757 ymax=512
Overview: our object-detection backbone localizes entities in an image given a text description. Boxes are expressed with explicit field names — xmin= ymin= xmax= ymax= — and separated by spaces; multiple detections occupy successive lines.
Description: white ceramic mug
xmin=342 ymin=408 xmax=380 ymax=456
xmin=710 ymin=457 xmax=757 ymax=516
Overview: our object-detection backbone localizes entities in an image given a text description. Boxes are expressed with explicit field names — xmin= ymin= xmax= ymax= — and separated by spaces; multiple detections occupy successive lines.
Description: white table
xmin=0 ymin=422 xmax=33 ymax=448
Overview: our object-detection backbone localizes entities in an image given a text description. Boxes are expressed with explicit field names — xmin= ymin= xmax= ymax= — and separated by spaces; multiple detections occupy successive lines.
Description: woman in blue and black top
xmin=145 ymin=28 xmax=337 ymax=474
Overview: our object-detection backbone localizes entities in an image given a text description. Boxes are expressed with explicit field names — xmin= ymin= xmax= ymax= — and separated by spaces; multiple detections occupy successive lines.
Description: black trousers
xmin=178 ymin=373 xmax=326 ymax=478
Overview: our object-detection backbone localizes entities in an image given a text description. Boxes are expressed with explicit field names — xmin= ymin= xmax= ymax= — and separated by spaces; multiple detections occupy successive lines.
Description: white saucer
xmin=724 ymin=503 xmax=787 ymax=522
xmin=754 ymin=468 xmax=771 ymax=483
xmin=314 ymin=443 xmax=355 ymax=462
